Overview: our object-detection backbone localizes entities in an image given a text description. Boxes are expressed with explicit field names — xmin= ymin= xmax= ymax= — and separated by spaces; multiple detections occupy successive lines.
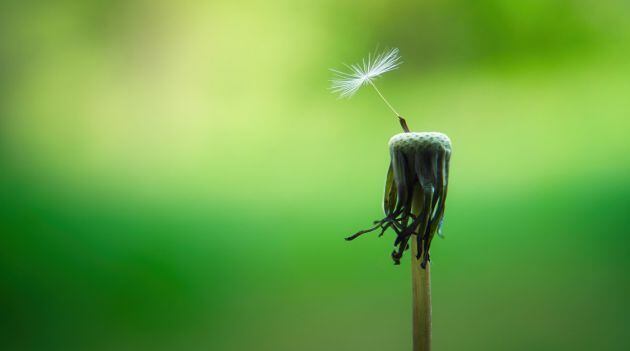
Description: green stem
xmin=411 ymin=196 xmax=432 ymax=351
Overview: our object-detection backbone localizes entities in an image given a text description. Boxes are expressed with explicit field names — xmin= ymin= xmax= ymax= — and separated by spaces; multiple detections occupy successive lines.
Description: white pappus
xmin=330 ymin=47 xmax=403 ymax=118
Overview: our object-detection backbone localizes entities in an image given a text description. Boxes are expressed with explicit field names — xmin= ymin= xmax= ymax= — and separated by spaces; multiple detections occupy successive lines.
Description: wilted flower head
xmin=346 ymin=132 xmax=452 ymax=268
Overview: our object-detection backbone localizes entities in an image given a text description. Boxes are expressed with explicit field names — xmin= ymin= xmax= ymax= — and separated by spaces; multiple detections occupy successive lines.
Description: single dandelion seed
xmin=330 ymin=48 xmax=410 ymax=132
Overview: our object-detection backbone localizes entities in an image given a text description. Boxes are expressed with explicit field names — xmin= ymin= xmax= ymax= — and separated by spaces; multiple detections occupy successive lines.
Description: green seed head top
xmin=389 ymin=132 xmax=451 ymax=154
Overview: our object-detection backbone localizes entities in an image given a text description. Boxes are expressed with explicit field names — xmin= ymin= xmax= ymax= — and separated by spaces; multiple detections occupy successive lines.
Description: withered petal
xmin=346 ymin=132 xmax=452 ymax=269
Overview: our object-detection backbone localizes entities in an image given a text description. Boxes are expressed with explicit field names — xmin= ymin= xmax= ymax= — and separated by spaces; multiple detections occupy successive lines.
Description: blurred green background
xmin=1 ymin=1 xmax=629 ymax=350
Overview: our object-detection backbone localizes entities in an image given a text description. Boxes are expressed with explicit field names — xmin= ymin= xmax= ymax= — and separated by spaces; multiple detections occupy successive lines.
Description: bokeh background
xmin=1 ymin=1 xmax=629 ymax=350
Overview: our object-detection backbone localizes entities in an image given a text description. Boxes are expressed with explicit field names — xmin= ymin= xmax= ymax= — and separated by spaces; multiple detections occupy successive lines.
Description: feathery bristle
xmin=330 ymin=48 xmax=402 ymax=98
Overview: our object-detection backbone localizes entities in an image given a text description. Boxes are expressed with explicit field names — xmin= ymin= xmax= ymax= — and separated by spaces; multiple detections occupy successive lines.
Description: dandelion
xmin=331 ymin=48 xmax=454 ymax=351
xmin=345 ymin=132 xmax=452 ymax=269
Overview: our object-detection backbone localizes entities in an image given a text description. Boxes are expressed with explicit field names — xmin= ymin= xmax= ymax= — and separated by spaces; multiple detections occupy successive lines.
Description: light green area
xmin=1 ymin=1 xmax=629 ymax=350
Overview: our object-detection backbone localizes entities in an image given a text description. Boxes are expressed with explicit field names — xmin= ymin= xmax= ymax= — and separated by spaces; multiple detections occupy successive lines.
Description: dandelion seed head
xmin=330 ymin=48 xmax=402 ymax=98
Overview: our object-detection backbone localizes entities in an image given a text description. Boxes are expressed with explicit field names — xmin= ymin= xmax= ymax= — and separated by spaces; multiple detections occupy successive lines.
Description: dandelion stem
xmin=368 ymin=81 xmax=410 ymax=132
xmin=411 ymin=195 xmax=432 ymax=351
